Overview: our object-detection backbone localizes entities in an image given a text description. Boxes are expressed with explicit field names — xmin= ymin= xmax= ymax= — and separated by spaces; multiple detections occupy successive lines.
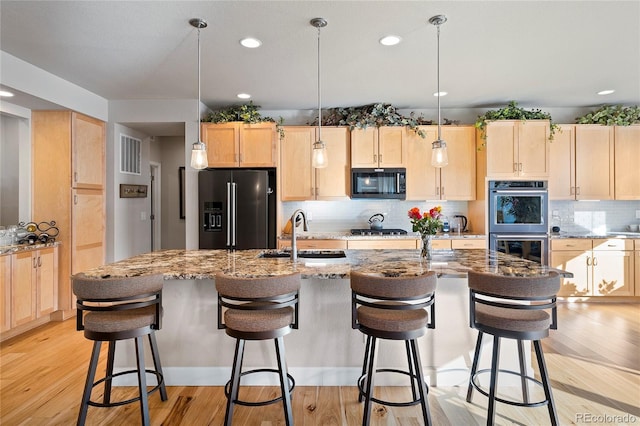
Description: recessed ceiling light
xmin=379 ymin=35 xmax=401 ymax=46
xmin=0 ymin=90 xmax=14 ymax=97
xmin=433 ymin=91 xmax=448 ymax=97
xmin=237 ymin=93 xmax=251 ymax=99
xmin=597 ymin=89 xmax=615 ymax=95
xmin=240 ymin=38 xmax=262 ymax=48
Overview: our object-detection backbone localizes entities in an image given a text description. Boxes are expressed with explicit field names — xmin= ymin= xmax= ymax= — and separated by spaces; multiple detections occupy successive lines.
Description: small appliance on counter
xmin=368 ymin=213 xmax=385 ymax=230
xmin=453 ymin=215 xmax=468 ymax=232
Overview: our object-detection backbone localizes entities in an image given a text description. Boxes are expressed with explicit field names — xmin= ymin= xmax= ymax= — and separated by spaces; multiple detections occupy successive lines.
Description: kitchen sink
xmin=259 ymin=250 xmax=347 ymax=259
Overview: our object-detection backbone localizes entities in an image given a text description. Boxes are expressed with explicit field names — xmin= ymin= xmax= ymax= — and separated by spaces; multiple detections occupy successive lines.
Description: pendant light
xmin=190 ymin=18 xmax=208 ymax=170
xmin=311 ymin=18 xmax=328 ymax=169
xmin=429 ymin=15 xmax=448 ymax=168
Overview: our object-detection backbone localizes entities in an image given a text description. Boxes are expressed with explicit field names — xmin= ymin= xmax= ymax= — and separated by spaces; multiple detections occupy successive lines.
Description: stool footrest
xmin=358 ymin=368 xmax=428 ymax=408
xmin=88 ymin=369 xmax=164 ymax=408
xmin=224 ymin=368 xmax=295 ymax=407
xmin=469 ymin=368 xmax=550 ymax=408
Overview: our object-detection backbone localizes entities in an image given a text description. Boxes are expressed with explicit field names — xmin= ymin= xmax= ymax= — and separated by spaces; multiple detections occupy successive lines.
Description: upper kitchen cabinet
xmin=574 ymin=125 xmax=614 ymax=200
xmin=32 ymin=111 xmax=105 ymax=320
xmin=406 ymin=126 xmax=476 ymax=200
xmin=351 ymin=126 xmax=405 ymax=168
xmin=280 ymin=126 xmax=350 ymax=201
xmin=548 ymin=124 xmax=574 ymax=200
xmin=614 ymin=125 xmax=640 ymax=200
xmin=201 ymin=122 xmax=276 ymax=168
xmin=483 ymin=120 xmax=550 ymax=179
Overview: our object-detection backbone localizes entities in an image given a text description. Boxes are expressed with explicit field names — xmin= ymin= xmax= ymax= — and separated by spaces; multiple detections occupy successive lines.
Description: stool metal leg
xmin=134 ymin=336 xmax=150 ymax=426
xmin=466 ymin=331 xmax=483 ymax=402
xmin=487 ymin=336 xmax=501 ymax=426
xmin=225 ymin=339 xmax=245 ymax=426
xmin=534 ymin=340 xmax=558 ymax=426
xmin=409 ymin=339 xmax=432 ymax=426
xmin=358 ymin=336 xmax=372 ymax=402
xmin=362 ymin=336 xmax=378 ymax=426
xmin=148 ymin=332 xmax=168 ymax=401
xmin=103 ymin=341 xmax=116 ymax=405
xmin=405 ymin=340 xmax=418 ymax=402
xmin=78 ymin=341 xmax=102 ymax=426
xmin=275 ymin=337 xmax=294 ymax=426
xmin=517 ymin=339 xmax=530 ymax=404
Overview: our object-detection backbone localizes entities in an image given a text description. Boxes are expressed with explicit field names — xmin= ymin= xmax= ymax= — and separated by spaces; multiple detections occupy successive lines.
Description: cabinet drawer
xmin=278 ymin=239 xmax=347 ymax=250
xmin=592 ymin=239 xmax=633 ymax=251
xmin=348 ymin=239 xmax=418 ymax=250
xmin=431 ymin=240 xmax=452 ymax=250
xmin=451 ymin=239 xmax=486 ymax=249
xmin=550 ymin=239 xmax=592 ymax=251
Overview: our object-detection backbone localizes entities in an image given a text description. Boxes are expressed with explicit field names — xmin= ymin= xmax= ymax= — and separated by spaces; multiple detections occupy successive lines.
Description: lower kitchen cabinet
xmin=551 ymin=239 xmax=634 ymax=297
xmin=0 ymin=255 xmax=11 ymax=332
xmin=431 ymin=238 xmax=487 ymax=250
xmin=348 ymin=239 xmax=418 ymax=250
xmin=635 ymin=240 xmax=640 ymax=295
xmin=278 ymin=239 xmax=347 ymax=250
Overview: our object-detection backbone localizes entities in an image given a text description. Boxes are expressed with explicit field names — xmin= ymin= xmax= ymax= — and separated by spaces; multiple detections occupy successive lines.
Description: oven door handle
xmin=493 ymin=190 xmax=548 ymax=195
xmin=492 ymin=234 xmax=548 ymax=239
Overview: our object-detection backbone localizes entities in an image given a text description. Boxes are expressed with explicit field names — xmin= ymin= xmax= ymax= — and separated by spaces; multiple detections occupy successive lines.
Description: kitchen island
xmin=81 ymin=249 xmax=569 ymax=387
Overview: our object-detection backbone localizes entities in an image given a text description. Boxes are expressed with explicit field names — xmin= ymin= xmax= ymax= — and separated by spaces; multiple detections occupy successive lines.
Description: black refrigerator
xmin=198 ymin=169 xmax=276 ymax=249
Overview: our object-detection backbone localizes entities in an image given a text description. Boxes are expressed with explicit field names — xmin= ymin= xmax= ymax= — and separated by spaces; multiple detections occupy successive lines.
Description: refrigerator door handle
xmin=226 ymin=182 xmax=231 ymax=246
xmin=232 ymin=182 xmax=238 ymax=246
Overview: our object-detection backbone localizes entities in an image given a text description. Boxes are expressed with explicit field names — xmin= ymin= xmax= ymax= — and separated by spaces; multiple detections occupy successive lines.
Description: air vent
xmin=120 ymin=134 xmax=141 ymax=175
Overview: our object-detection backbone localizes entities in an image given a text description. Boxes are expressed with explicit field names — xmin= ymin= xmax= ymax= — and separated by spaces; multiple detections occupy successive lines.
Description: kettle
xmin=453 ymin=215 xmax=468 ymax=232
xmin=368 ymin=213 xmax=385 ymax=230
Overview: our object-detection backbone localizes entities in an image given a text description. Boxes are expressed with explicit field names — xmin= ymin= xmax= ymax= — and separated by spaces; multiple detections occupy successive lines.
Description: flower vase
xmin=421 ymin=234 xmax=433 ymax=260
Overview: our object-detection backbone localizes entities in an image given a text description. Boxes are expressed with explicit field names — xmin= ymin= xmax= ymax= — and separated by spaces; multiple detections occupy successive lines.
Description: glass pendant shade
xmin=431 ymin=139 xmax=448 ymax=167
xmin=312 ymin=140 xmax=328 ymax=168
xmin=190 ymin=141 xmax=208 ymax=169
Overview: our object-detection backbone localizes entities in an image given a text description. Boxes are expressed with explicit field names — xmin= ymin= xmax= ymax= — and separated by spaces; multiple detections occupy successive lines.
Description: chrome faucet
xmin=290 ymin=209 xmax=309 ymax=261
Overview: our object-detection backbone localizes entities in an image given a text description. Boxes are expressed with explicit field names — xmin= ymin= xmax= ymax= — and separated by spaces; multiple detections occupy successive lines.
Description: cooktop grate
xmin=350 ymin=228 xmax=408 ymax=236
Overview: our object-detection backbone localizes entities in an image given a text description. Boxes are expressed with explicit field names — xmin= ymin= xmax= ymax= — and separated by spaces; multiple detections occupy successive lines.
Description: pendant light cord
xmin=436 ymin=22 xmax=441 ymax=141
xmin=197 ymin=26 xmax=202 ymax=143
xmin=317 ymin=25 xmax=322 ymax=142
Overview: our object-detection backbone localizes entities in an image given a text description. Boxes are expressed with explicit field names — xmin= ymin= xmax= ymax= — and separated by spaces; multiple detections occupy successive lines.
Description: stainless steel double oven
xmin=488 ymin=180 xmax=549 ymax=265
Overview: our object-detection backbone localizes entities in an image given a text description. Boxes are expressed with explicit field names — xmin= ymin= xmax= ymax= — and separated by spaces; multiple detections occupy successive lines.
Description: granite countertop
xmin=550 ymin=232 xmax=640 ymax=239
xmin=80 ymin=248 xmax=570 ymax=280
xmin=0 ymin=241 xmax=61 ymax=255
xmin=279 ymin=232 xmax=486 ymax=241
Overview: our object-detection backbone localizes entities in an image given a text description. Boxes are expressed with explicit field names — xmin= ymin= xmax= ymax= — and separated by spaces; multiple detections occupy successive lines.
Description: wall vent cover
xmin=120 ymin=134 xmax=141 ymax=175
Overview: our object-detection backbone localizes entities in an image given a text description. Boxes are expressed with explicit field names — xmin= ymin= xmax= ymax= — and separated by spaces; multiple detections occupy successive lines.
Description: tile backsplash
xmin=550 ymin=200 xmax=640 ymax=235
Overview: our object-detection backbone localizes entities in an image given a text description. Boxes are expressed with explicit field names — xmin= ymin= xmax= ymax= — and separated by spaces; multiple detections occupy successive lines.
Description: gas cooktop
xmin=350 ymin=228 xmax=408 ymax=236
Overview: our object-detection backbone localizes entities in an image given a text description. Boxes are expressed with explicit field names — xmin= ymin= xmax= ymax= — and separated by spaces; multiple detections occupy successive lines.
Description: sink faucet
xmin=290 ymin=209 xmax=309 ymax=261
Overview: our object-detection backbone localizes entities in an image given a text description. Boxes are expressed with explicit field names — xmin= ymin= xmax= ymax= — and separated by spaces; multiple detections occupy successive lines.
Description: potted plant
xmin=475 ymin=101 xmax=559 ymax=141
xmin=575 ymin=104 xmax=640 ymax=125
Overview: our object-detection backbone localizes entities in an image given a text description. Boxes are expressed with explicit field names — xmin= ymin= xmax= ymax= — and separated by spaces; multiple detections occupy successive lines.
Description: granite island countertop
xmin=278 ymin=231 xmax=486 ymax=241
xmin=81 ymin=248 xmax=570 ymax=280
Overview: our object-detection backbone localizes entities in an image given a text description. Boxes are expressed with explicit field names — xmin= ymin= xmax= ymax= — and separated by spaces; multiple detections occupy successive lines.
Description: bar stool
xmin=466 ymin=270 xmax=560 ymax=426
xmin=350 ymin=271 xmax=437 ymax=426
xmin=216 ymin=272 xmax=301 ymax=426
xmin=72 ymin=273 xmax=167 ymax=426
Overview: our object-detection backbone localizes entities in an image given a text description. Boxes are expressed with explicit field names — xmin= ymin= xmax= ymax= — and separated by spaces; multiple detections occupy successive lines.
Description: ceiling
xmin=1 ymin=1 xmax=639 ymax=132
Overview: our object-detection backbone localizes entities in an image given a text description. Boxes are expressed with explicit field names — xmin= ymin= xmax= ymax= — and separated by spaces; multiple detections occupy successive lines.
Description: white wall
xmin=157 ymin=136 xmax=186 ymax=249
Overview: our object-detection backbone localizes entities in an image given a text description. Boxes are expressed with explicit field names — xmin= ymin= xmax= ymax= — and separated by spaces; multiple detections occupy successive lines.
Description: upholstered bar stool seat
xmin=73 ymin=273 xmax=167 ymax=426
xmin=466 ymin=270 xmax=561 ymax=426
xmin=216 ymin=272 xmax=301 ymax=426
xmin=351 ymin=271 xmax=437 ymax=426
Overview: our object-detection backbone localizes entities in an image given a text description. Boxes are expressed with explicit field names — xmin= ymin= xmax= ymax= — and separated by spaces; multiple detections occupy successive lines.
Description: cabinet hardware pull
xmin=593 ymin=257 xmax=598 ymax=266
xmin=379 ymin=154 xmax=382 ymax=163
xmin=373 ymin=154 xmax=377 ymax=163
xmin=74 ymin=195 xmax=78 ymax=205
xmin=239 ymin=153 xmax=243 ymax=163
xmin=586 ymin=256 xmax=591 ymax=266
xmin=441 ymin=186 xmax=444 ymax=196
xmin=38 ymin=257 xmax=42 ymax=267
xmin=513 ymin=163 xmax=518 ymax=172
xmin=74 ymin=172 xmax=78 ymax=182
xmin=519 ymin=163 xmax=523 ymax=172
xmin=33 ymin=257 xmax=37 ymax=269
xmin=436 ymin=187 xmax=439 ymax=195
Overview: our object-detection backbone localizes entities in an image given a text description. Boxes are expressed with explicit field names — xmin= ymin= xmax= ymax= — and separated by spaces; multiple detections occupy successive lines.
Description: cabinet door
xmin=239 ymin=123 xmax=276 ymax=167
xmin=37 ymin=248 xmax=58 ymax=316
xmin=485 ymin=121 xmax=517 ymax=178
xmin=451 ymin=239 xmax=486 ymax=249
xmin=406 ymin=127 xmax=438 ymax=200
xmin=0 ymin=255 xmax=11 ymax=332
xmin=592 ymin=251 xmax=634 ymax=296
xmin=378 ymin=127 xmax=405 ymax=167
xmin=11 ymin=251 xmax=36 ymax=327
xmin=279 ymin=239 xmax=348 ymax=250
xmin=350 ymin=128 xmax=378 ymax=168
xmin=574 ymin=125 xmax=614 ymax=200
xmin=72 ymin=189 xmax=105 ymax=275
xmin=518 ymin=120 xmax=550 ymax=178
xmin=614 ymin=125 xmax=640 ymax=200
xmin=440 ymin=126 xmax=476 ymax=200
xmin=280 ymin=127 xmax=314 ymax=200
xmin=72 ymin=112 xmax=105 ymax=189
xmin=551 ymin=250 xmax=591 ymax=296
xmin=202 ymin=123 xmax=240 ymax=167
xmin=635 ymin=249 xmax=639 ymax=296
xmin=315 ymin=127 xmax=350 ymax=200
xmin=548 ymin=125 xmax=575 ymax=200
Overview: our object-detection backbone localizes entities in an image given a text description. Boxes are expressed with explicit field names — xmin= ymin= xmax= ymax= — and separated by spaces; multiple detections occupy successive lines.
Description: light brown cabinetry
xmin=280 ymin=127 xmax=350 ymax=201
xmin=0 ymin=254 xmax=11 ymax=332
xmin=406 ymin=126 xmax=476 ymax=200
xmin=201 ymin=122 xmax=276 ymax=167
xmin=431 ymin=238 xmax=486 ymax=250
xmin=32 ymin=111 xmax=105 ymax=318
xmin=551 ymin=239 xmax=634 ymax=297
xmin=351 ymin=127 xmax=405 ymax=168
xmin=348 ymin=239 xmax=418 ymax=250
xmin=483 ymin=120 xmax=550 ymax=178
xmin=277 ymin=239 xmax=347 ymax=250
xmin=574 ymin=125 xmax=615 ymax=200
xmin=635 ymin=240 xmax=640 ymax=295
xmin=614 ymin=125 xmax=640 ymax=200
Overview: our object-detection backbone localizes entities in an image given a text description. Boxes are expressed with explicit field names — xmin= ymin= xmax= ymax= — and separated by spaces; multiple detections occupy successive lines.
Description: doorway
xmin=150 ymin=162 xmax=161 ymax=251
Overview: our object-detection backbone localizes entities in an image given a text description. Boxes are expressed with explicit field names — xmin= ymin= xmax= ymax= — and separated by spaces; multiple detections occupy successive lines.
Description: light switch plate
xmin=636 ymin=210 xmax=640 ymax=219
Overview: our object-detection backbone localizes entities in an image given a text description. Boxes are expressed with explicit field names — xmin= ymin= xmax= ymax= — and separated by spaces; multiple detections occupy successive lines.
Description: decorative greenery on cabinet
xmin=202 ymin=101 xmax=284 ymax=137
xmin=475 ymin=101 xmax=559 ymax=140
xmin=575 ymin=105 xmax=640 ymax=126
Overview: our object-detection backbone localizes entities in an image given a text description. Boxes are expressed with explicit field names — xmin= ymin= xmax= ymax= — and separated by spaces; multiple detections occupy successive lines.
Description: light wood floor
xmin=1 ymin=303 xmax=638 ymax=425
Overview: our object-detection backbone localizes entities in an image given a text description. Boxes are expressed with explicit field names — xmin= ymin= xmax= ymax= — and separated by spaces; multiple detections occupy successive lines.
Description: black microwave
xmin=351 ymin=168 xmax=406 ymax=199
